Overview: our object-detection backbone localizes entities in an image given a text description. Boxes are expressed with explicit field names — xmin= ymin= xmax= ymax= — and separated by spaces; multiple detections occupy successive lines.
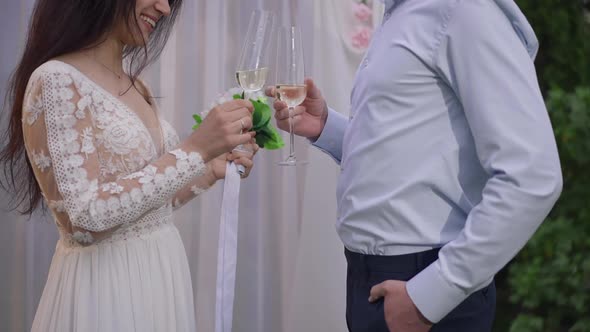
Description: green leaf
xmin=192 ymin=114 xmax=203 ymax=130
xmin=256 ymin=125 xmax=284 ymax=150
xmin=251 ymin=99 xmax=272 ymax=131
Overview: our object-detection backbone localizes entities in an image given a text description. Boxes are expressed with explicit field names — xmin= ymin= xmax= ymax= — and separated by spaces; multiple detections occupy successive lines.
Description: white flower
xmin=75 ymin=110 xmax=86 ymax=119
xmin=103 ymin=99 xmax=115 ymax=112
xmin=188 ymin=152 xmax=203 ymax=164
xmin=74 ymin=179 xmax=90 ymax=196
xmin=100 ymin=158 xmax=120 ymax=177
xmin=61 ymin=114 xmax=77 ymax=128
xmin=92 ymin=90 xmax=104 ymax=104
xmin=73 ymin=167 xmax=88 ymax=180
xmin=77 ymin=96 xmax=92 ymax=112
xmin=120 ymin=192 xmax=132 ymax=208
xmin=64 ymin=100 xmax=76 ymax=114
xmin=144 ymin=165 xmax=158 ymax=175
xmin=101 ymin=183 xmax=124 ymax=194
xmin=48 ymin=200 xmax=66 ymax=213
xmin=164 ymin=166 xmax=178 ymax=179
xmin=94 ymin=110 xmax=114 ymax=126
xmin=123 ymin=171 xmax=144 ymax=180
xmin=76 ymin=96 xmax=91 ymax=116
xmin=170 ymin=149 xmax=188 ymax=160
xmin=57 ymin=73 xmax=73 ymax=87
xmin=107 ymin=197 xmax=120 ymax=213
xmin=130 ymin=188 xmax=144 ymax=203
xmin=72 ymin=231 xmax=94 ymax=244
xmin=94 ymin=199 xmax=107 ymax=216
xmin=25 ymin=95 xmax=44 ymax=125
xmin=142 ymin=182 xmax=155 ymax=196
xmin=176 ymin=159 xmax=190 ymax=172
xmin=66 ymin=141 xmax=81 ymax=154
xmin=172 ymin=198 xmax=182 ymax=208
xmin=59 ymin=87 xmax=74 ymax=101
xmin=63 ymin=128 xmax=78 ymax=143
xmin=139 ymin=165 xmax=157 ymax=184
xmin=101 ymin=122 xmax=141 ymax=155
xmin=79 ymin=81 xmax=93 ymax=95
xmin=86 ymin=179 xmax=98 ymax=200
xmin=65 ymin=154 xmax=84 ymax=168
xmin=77 ymin=180 xmax=99 ymax=203
xmin=191 ymin=185 xmax=206 ymax=196
xmin=80 ymin=127 xmax=96 ymax=155
xmin=153 ymin=173 xmax=167 ymax=187
xmin=32 ymin=150 xmax=52 ymax=172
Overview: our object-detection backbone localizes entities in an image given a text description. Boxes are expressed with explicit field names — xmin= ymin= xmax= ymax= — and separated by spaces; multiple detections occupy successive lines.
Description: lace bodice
xmin=22 ymin=60 xmax=211 ymax=246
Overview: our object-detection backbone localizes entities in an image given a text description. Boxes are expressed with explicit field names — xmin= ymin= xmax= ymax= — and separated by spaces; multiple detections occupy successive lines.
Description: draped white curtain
xmin=0 ymin=0 xmax=379 ymax=331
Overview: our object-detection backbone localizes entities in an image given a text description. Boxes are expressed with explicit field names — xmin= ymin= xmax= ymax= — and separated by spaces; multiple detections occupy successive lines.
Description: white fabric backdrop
xmin=0 ymin=0 xmax=379 ymax=331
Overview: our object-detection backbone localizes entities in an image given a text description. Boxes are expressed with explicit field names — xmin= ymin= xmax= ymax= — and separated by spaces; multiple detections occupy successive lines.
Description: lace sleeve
xmin=170 ymin=169 xmax=215 ymax=210
xmin=158 ymin=109 xmax=216 ymax=211
xmin=22 ymin=67 xmax=207 ymax=236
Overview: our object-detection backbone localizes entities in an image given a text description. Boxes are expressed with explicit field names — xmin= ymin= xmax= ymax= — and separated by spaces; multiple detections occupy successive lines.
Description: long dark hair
xmin=0 ymin=0 xmax=183 ymax=215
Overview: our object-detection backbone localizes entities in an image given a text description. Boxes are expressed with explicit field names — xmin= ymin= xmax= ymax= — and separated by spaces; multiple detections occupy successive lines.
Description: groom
xmin=268 ymin=0 xmax=562 ymax=331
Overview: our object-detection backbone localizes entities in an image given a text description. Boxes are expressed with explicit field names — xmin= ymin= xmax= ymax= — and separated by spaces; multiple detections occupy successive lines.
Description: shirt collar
xmin=380 ymin=0 xmax=404 ymax=13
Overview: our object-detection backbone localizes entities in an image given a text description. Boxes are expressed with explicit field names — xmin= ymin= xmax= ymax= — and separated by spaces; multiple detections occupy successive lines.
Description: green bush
xmin=493 ymin=2 xmax=590 ymax=331
xmin=504 ymin=89 xmax=590 ymax=331
xmin=506 ymin=88 xmax=590 ymax=332
xmin=508 ymin=216 xmax=590 ymax=332
xmin=515 ymin=0 xmax=590 ymax=94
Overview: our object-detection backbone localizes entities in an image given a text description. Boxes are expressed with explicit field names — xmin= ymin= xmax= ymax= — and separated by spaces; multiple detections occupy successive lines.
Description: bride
xmin=0 ymin=0 xmax=258 ymax=330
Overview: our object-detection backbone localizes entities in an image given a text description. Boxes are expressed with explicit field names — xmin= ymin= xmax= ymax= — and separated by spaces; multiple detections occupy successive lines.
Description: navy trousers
xmin=345 ymin=248 xmax=496 ymax=332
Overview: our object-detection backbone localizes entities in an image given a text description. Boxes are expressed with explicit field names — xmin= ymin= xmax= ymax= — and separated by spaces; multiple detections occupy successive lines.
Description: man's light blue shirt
xmin=313 ymin=0 xmax=562 ymax=323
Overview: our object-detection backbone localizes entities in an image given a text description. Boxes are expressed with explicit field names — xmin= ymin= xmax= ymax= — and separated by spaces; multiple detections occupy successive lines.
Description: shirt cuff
xmin=405 ymin=261 xmax=468 ymax=323
xmin=310 ymin=107 xmax=347 ymax=162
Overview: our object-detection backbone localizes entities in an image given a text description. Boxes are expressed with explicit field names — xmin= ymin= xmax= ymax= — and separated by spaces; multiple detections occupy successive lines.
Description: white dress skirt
xmin=31 ymin=220 xmax=197 ymax=332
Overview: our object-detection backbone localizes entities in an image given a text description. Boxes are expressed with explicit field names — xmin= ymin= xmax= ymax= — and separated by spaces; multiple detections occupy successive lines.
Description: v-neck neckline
xmin=48 ymin=60 xmax=165 ymax=156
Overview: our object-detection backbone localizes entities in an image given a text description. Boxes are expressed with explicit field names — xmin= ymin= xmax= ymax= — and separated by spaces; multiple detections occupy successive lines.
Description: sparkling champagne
xmin=275 ymin=84 xmax=307 ymax=107
xmin=236 ymin=67 xmax=269 ymax=92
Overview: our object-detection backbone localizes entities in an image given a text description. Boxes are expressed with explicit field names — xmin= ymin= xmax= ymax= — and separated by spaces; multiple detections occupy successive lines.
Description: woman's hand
xmin=208 ymin=139 xmax=260 ymax=183
xmin=187 ymin=100 xmax=255 ymax=162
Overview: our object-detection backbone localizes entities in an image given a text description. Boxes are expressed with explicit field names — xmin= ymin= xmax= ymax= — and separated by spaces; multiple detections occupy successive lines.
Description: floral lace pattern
xmin=22 ymin=61 xmax=209 ymax=245
xmin=60 ymin=206 xmax=174 ymax=248
xmin=24 ymin=94 xmax=44 ymax=125
xmin=32 ymin=150 xmax=52 ymax=172
xmin=48 ymin=200 xmax=66 ymax=213
xmin=190 ymin=185 xmax=206 ymax=196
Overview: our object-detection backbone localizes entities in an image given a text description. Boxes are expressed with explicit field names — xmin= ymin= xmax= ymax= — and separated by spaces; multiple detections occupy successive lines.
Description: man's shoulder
xmin=384 ymin=0 xmax=459 ymax=65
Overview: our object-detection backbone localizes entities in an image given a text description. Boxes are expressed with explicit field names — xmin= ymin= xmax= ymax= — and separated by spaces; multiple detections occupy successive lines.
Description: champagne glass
xmin=236 ymin=10 xmax=274 ymax=99
xmin=276 ymin=26 xmax=307 ymax=166
xmin=234 ymin=10 xmax=274 ymax=173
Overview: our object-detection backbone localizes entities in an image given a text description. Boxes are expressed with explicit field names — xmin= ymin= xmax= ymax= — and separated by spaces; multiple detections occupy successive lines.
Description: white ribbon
xmin=215 ymin=162 xmax=241 ymax=332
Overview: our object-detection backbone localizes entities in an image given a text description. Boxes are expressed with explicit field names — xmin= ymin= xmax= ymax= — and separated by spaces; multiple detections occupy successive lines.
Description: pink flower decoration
xmin=353 ymin=2 xmax=373 ymax=22
xmin=351 ymin=26 xmax=373 ymax=50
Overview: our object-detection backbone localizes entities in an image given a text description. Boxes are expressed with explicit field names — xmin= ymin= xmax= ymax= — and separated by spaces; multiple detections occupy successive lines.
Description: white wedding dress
xmin=24 ymin=60 xmax=211 ymax=331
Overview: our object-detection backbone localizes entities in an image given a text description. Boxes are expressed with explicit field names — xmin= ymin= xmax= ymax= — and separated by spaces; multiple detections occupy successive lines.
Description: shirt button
xmin=362 ymin=58 xmax=369 ymax=68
